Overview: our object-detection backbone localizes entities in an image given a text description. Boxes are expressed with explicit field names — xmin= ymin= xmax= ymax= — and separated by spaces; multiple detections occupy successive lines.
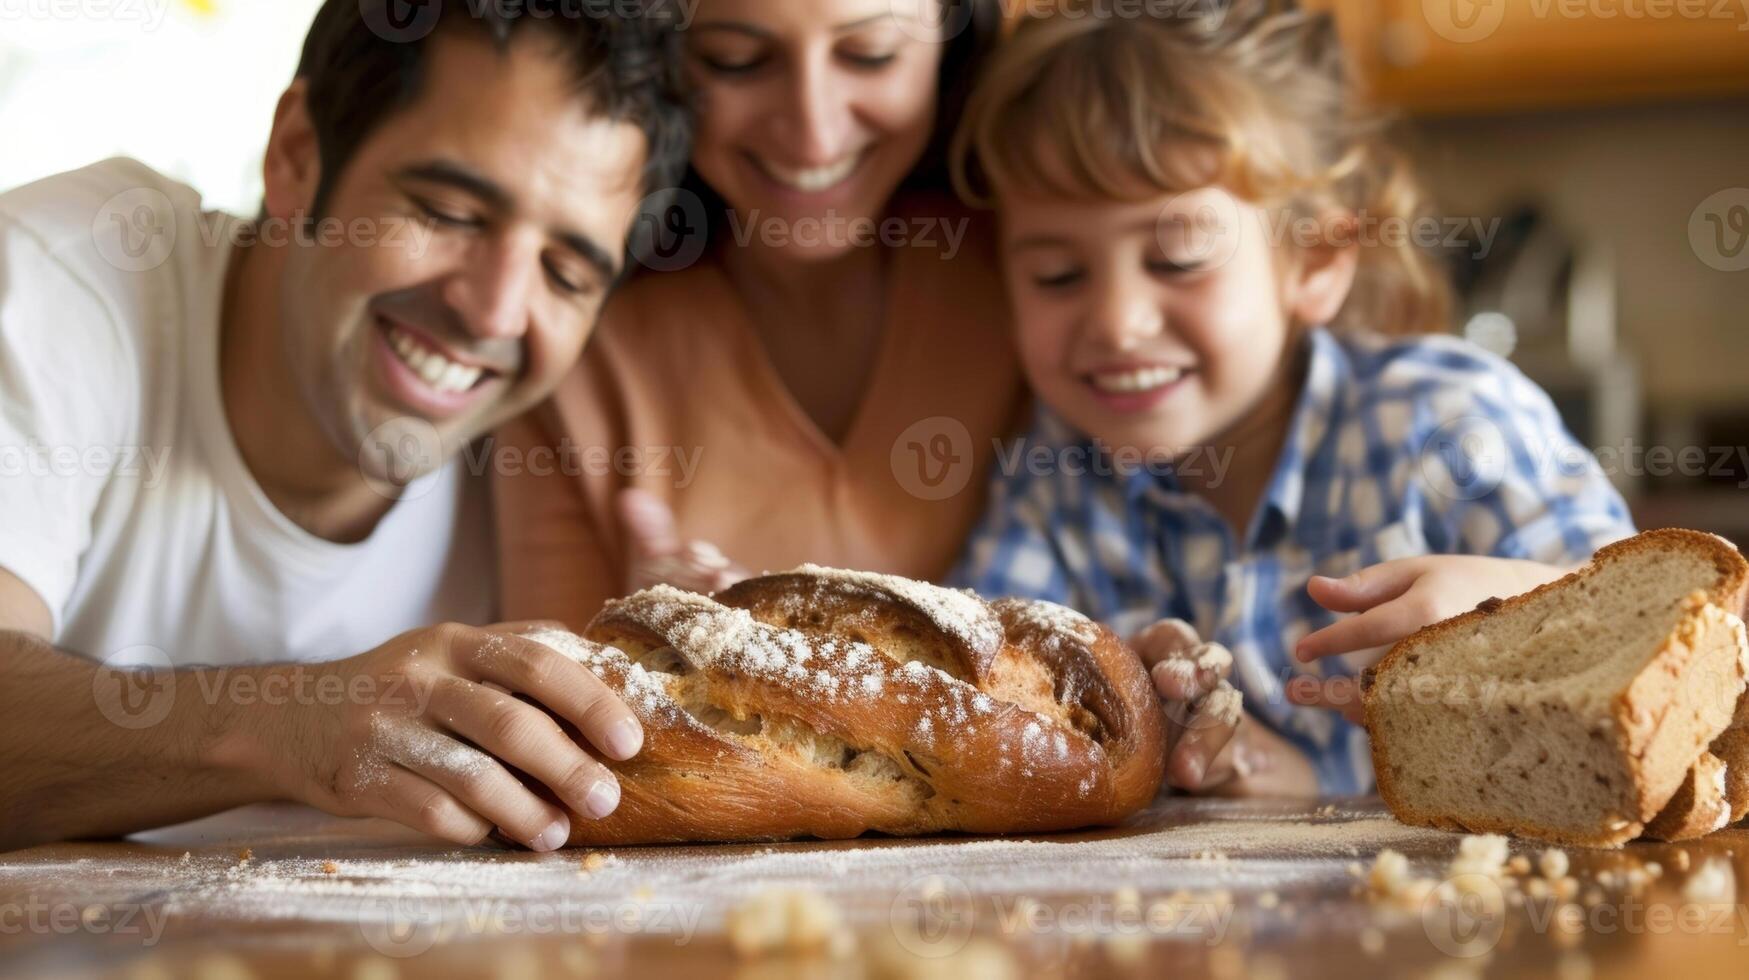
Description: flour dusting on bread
xmin=529 ymin=567 xmax=1165 ymax=844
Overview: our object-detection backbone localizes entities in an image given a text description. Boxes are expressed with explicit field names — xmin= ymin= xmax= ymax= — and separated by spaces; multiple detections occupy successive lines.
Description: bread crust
xmin=545 ymin=569 xmax=1165 ymax=845
xmin=1642 ymin=751 xmax=1730 ymax=842
xmin=1365 ymin=529 xmax=1749 ymax=848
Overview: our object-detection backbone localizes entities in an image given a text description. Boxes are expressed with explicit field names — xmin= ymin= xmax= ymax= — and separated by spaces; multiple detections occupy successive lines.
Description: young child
xmin=947 ymin=2 xmax=1636 ymax=797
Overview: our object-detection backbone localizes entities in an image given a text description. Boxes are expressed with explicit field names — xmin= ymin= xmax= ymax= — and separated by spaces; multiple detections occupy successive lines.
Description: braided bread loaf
xmin=527 ymin=566 xmax=1165 ymax=845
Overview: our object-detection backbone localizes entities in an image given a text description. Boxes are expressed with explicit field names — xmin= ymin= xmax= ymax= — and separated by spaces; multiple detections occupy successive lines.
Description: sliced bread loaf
xmin=1642 ymin=751 xmax=1731 ymax=841
xmin=1709 ymin=697 xmax=1749 ymax=826
xmin=1364 ymin=529 xmax=1749 ymax=847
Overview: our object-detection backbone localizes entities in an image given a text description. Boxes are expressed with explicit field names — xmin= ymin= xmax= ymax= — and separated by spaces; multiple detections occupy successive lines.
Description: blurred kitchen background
xmin=2 ymin=0 xmax=1747 ymax=540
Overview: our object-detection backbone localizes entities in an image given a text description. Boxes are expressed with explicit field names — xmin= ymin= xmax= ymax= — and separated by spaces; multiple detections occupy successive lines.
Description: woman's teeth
xmin=387 ymin=326 xmax=484 ymax=395
xmin=758 ymin=153 xmax=862 ymax=193
xmin=1090 ymin=366 xmax=1186 ymax=395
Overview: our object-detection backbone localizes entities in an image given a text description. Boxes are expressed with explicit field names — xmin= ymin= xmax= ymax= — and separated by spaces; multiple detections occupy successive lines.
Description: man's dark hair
xmin=294 ymin=0 xmax=692 ymax=219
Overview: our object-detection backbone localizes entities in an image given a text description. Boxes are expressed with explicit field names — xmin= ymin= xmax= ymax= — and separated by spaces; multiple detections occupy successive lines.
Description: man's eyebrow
xmin=556 ymin=231 xmax=621 ymax=284
xmin=395 ymin=161 xmax=512 ymax=212
xmin=396 ymin=160 xmax=622 ymax=282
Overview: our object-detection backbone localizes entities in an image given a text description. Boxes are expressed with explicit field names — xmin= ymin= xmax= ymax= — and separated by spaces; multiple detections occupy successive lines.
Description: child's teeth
xmin=1092 ymin=367 xmax=1184 ymax=394
xmin=387 ymin=326 xmax=484 ymax=394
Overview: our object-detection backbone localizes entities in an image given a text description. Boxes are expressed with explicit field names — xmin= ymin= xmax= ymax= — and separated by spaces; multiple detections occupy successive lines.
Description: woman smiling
xmin=493 ymin=0 xmax=1025 ymax=626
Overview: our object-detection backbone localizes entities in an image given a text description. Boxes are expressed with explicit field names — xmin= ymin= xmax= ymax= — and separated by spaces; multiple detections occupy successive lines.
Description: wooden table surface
xmin=1 ymin=799 xmax=1745 ymax=979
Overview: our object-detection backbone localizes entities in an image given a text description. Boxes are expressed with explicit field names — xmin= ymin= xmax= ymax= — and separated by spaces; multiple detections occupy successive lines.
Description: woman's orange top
xmin=492 ymin=197 xmax=1028 ymax=628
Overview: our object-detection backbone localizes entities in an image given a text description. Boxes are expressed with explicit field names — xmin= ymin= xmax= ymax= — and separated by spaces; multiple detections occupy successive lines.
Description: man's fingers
xmin=428 ymin=677 xmax=623 ymax=826
xmin=1131 ymin=619 xmax=1201 ymax=670
xmin=459 ymin=631 xmax=645 ymax=762
xmin=1285 ymin=674 xmax=1366 ymax=725
xmin=493 ymin=620 xmax=572 ymax=636
xmin=1306 ymin=559 xmax=1426 ymax=615
xmin=617 ymin=489 xmax=683 ymax=563
xmin=371 ymin=715 xmax=572 ymax=851
xmin=1295 ymin=597 xmax=1422 ymax=663
xmin=363 ymin=756 xmax=495 ymax=848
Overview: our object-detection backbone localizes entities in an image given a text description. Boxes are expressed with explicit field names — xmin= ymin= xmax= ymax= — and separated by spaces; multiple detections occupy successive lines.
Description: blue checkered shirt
xmin=950 ymin=328 xmax=1636 ymax=794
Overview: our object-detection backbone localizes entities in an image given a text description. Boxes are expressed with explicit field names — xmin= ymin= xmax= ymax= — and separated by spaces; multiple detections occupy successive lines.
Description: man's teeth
xmin=1090 ymin=366 xmax=1185 ymax=395
xmin=760 ymin=153 xmax=861 ymax=193
xmin=387 ymin=327 xmax=484 ymax=395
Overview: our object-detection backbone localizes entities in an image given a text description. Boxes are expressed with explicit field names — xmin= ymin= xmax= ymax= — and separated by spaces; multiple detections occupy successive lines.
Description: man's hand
xmin=618 ymin=489 xmax=747 ymax=596
xmin=1288 ymin=555 xmax=1572 ymax=722
xmin=234 ymin=622 xmax=644 ymax=852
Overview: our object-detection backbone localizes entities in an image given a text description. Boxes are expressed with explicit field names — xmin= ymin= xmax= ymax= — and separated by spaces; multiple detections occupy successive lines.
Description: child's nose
xmin=1088 ymin=276 xmax=1165 ymax=348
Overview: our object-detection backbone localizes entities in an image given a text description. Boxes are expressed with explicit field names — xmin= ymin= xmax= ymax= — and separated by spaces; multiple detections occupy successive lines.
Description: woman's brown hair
xmin=952 ymin=0 xmax=1452 ymax=335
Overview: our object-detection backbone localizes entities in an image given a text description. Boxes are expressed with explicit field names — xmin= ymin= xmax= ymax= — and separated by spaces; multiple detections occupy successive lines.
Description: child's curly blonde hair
xmin=952 ymin=0 xmax=1452 ymax=335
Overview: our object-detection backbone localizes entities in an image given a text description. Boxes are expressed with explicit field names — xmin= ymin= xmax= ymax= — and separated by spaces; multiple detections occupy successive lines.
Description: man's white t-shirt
xmin=0 ymin=159 xmax=494 ymax=666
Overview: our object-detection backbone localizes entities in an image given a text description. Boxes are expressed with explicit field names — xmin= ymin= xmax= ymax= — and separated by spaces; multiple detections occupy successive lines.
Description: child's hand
xmin=1287 ymin=556 xmax=1573 ymax=722
xmin=617 ymin=489 xmax=749 ymax=596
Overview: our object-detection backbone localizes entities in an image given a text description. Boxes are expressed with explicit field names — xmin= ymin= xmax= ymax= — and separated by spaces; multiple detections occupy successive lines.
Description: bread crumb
xmin=1248 ymin=954 xmax=1287 ymax=980
xmin=1645 ymin=861 xmax=1662 ymax=878
xmin=1507 ymin=855 xmax=1531 ymax=876
xmin=1681 ymin=858 xmax=1736 ymax=904
xmin=322 ymin=861 xmax=339 ymax=875
xmin=1673 ymin=850 xmax=1692 ymax=871
xmin=1582 ymin=888 xmax=1603 ymax=906
xmin=1359 ymin=927 xmax=1385 ymax=956
xmin=1539 ymin=849 xmax=1570 ymax=880
xmin=236 ymin=848 xmax=253 ymax=864
xmin=1103 ymin=930 xmax=1148 ymax=967
xmin=1258 ymin=891 xmax=1279 ymax=910
xmin=1551 ymin=903 xmax=1586 ymax=947
xmin=727 ymin=889 xmax=854 ymax=959
xmin=1113 ymin=886 xmax=1142 ymax=913
xmin=581 ymin=852 xmax=607 ymax=873
xmin=1451 ymin=835 xmax=1509 ymax=879
xmin=1556 ymin=951 xmax=1594 ymax=980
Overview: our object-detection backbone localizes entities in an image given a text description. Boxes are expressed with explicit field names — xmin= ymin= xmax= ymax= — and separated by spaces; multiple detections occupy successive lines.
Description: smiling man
xmin=0 ymin=1 xmax=690 ymax=851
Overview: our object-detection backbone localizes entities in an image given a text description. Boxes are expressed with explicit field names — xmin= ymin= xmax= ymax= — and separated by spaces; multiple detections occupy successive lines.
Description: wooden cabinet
xmin=1306 ymin=0 xmax=1749 ymax=113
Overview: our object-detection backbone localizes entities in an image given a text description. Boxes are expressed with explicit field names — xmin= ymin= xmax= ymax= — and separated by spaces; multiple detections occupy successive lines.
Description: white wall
xmin=0 ymin=0 xmax=328 ymax=212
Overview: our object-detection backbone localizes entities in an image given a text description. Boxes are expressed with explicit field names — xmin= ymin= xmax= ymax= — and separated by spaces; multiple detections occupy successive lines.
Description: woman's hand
xmin=617 ymin=489 xmax=749 ymax=596
xmin=1132 ymin=618 xmax=1319 ymax=797
xmin=1287 ymin=555 xmax=1573 ymax=722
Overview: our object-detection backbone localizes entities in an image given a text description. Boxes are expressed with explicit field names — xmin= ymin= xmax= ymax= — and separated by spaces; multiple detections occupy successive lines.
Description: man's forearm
xmin=0 ymin=630 xmax=275 ymax=851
